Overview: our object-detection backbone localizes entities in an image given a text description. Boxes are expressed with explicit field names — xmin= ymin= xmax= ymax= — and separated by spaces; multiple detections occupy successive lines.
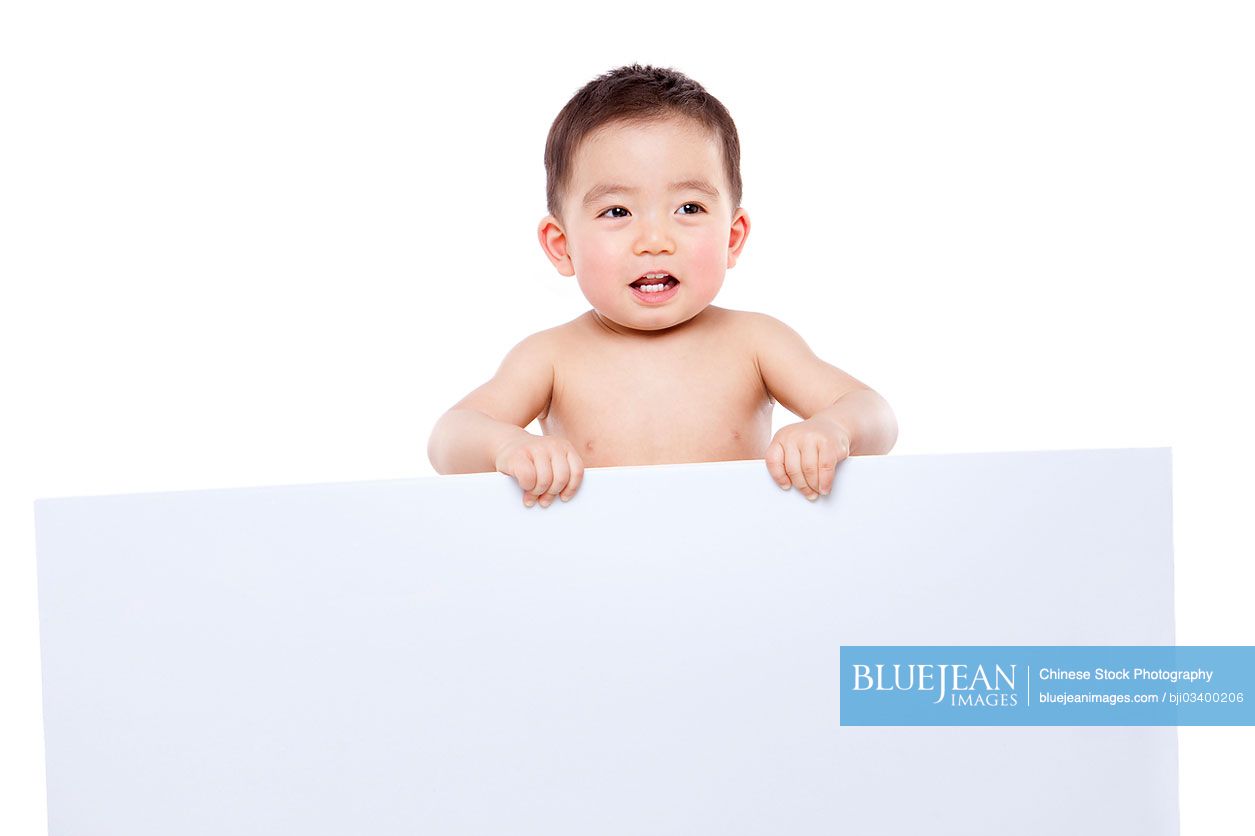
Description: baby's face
xmin=540 ymin=116 xmax=749 ymax=332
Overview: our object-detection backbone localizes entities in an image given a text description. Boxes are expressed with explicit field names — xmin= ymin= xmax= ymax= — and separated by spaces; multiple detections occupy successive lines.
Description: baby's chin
xmin=591 ymin=304 xmax=713 ymax=335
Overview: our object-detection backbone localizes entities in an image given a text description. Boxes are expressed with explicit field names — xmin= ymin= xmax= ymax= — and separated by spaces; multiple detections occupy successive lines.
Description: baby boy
xmin=428 ymin=64 xmax=897 ymax=506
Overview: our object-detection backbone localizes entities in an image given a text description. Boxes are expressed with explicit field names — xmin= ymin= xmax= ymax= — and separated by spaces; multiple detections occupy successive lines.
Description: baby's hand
xmin=765 ymin=417 xmax=852 ymax=501
xmin=494 ymin=435 xmax=584 ymax=508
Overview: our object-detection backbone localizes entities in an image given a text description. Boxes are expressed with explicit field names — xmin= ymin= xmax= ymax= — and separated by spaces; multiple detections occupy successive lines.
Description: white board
xmin=35 ymin=449 xmax=1178 ymax=835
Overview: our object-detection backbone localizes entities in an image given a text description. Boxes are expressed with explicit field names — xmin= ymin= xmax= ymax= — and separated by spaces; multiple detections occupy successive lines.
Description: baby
xmin=428 ymin=64 xmax=897 ymax=506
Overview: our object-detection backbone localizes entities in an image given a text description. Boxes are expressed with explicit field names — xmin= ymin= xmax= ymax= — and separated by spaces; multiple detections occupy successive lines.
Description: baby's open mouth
xmin=630 ymin=272 xmax=680 ymax=294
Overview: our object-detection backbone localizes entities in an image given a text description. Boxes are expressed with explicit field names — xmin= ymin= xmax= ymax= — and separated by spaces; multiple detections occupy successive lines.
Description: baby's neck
xmin=589 ymin=306 xmax=718 ymax=339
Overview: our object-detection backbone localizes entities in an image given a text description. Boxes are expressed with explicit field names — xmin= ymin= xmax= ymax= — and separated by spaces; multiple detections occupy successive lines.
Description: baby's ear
xmin=726 ymin=207 xmax=750 ymax=268
xmin=537 ymin=215 xmax=575 ymax=277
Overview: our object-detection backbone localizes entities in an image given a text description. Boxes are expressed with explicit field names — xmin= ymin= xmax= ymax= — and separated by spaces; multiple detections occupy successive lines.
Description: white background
xmin=1 ymin=1 xmax=1251 ymax=832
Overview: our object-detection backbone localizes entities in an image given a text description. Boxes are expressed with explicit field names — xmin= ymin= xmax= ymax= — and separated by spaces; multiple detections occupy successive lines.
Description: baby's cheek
xmin=591 ymin=254 xmax=623 ymax=283
xmin=690 ymin=236 xmax=729 ymax=287
xmin=574 ymin=250 xmax=622 ymax=302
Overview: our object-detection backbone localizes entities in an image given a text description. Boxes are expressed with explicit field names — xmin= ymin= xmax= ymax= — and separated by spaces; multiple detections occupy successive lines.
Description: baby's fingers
xmin=817 ymin=439 xmax=838 ymax=496
xmin=537 ymin=450 xmax=570 ymax=508
xmin=529 ymin=452 xmax=554 ymax=506
xmin=766 ymin=441 xmax=790 ymax=489
xmin=783 ymin=442 xmax=819 ymax=501
xmin=510 ymin=450 xmax=545 ymax=508
xmin=801 ymin=442 xmax=824 ymax=498
xmin=560 ymin=448 xmax=584 ymax=501
xmin=509 ymin=452 xmax=539 ymax=502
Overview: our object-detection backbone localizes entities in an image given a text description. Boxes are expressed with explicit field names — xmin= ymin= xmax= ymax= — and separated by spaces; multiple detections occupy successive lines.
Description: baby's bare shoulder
xmin=703 ymin=306 xmax=798 ymax=344
xmin=533 ymin=312 xmax=608 ymax=351
xmin=506 ymin=315 xmax=590 ymax=356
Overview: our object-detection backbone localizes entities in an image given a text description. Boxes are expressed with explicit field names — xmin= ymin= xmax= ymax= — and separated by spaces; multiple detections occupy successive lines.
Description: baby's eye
xmin=600 ymin=206 xmax=630 ymax=219
xmin=677 ymin=203 xmax=706 ymax=215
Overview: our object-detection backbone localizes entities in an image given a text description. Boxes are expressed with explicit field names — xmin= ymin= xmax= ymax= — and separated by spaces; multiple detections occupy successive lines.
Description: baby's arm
xmin=751 ymin=314 xmax=898 ymax=500
xmin=427 ymin=334 xmax=583 ymax=507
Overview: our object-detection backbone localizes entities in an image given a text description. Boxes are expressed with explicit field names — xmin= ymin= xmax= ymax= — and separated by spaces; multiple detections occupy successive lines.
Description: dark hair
xmin=544 ymin=64 xmax=742 ymax=221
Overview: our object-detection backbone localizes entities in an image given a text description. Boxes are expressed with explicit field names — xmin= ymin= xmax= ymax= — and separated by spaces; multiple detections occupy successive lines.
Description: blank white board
xmin=35 ymin=449 xmax=1178 ymax=835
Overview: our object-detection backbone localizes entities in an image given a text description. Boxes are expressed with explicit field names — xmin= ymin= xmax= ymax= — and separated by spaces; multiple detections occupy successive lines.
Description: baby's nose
xmin=633 ymin=218 xmax=675 ymax=254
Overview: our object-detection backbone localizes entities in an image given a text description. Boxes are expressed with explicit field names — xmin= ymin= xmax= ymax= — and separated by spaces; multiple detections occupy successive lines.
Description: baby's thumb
xmin=560 ymin=448 xmax=584 ymax=500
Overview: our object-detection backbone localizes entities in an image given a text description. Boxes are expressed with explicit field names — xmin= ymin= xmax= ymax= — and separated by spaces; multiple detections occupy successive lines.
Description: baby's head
xmin=538 ymin=65 xmax=750 ymax=333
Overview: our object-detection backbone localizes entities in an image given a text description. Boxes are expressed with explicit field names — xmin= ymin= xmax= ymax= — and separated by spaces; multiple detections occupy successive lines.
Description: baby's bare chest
xmin=540 ymin=345 xmax=774 ymax=467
